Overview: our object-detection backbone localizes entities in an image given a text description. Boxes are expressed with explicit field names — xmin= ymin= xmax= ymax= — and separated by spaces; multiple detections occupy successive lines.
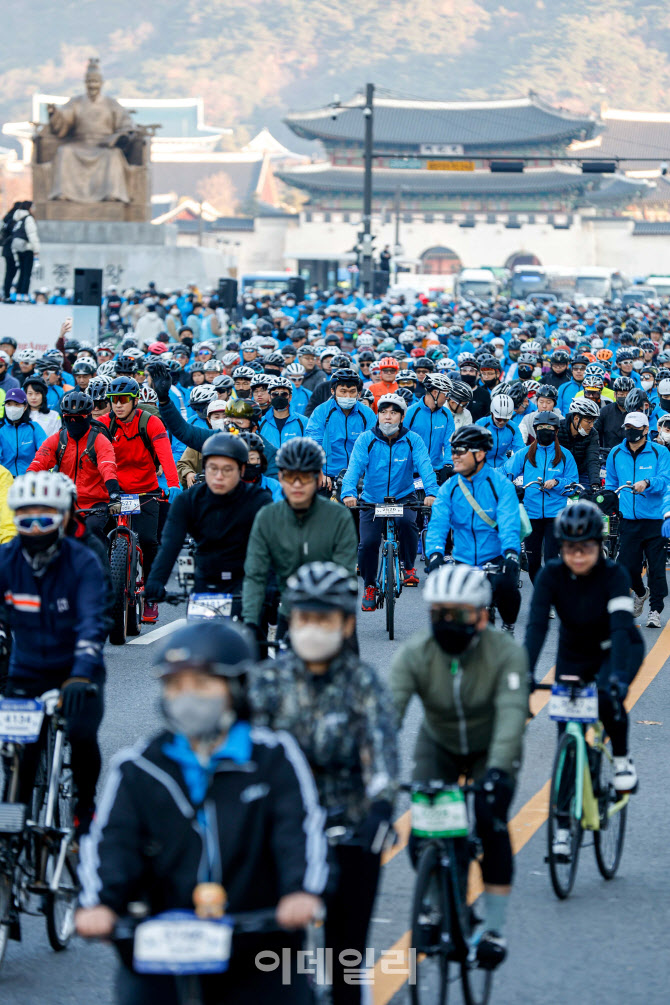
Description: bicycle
xmin=404 ymin=780 xmax=493 ymax=1005
xmin=535 ymin=676 xmax=630 ymax=900
xmin=354 ymin=498 xmax=430 ymax=641
xmin=0 ymin=685 xmax=93 ymax=968
xmin=108 ymin=494 xmax=147 ymax=645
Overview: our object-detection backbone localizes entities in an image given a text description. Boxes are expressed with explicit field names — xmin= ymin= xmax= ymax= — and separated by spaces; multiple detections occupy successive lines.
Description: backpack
xmin=11 ymin=216 xmax=28 ymax=243
xmin=108 ymin=408 xmax=159 ymax=469
xmin=56 ymin=426 xmax=99 ymax=470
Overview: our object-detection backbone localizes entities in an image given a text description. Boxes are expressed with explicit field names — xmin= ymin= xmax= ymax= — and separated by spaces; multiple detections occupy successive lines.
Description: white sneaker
xmin=614 ymin=756 xmax=638 ymax=793
xmin=549 ymin=607 xmax=555 ymax=619
xmin=646 ymin=610 xmax=661 ymax=628
xmin=632 ymin=588 xmax=649 ymax=618
xmin=552 ymin=828 xmax=571 ymax=857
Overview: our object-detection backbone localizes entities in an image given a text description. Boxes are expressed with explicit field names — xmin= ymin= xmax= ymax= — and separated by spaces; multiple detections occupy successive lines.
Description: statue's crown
xmin=85 ymin=58 xmax=101 ymax=79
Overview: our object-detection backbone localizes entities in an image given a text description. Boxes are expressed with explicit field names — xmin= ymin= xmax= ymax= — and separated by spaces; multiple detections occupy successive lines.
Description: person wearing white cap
xmin=604 ymin=410 xmax=670 ymax=628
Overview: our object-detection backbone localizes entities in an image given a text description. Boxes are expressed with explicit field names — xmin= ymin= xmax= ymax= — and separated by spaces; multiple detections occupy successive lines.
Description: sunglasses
xmin=452 ymin=446 xmax=472 ymax=456
xmin=14 ymin=513 xmax=63 ymax=533
xmin=431 ymin=607 xmax=477 ymax=625
xmin=280 ymin=471 xmax=315 ymax=485
xmin=109 ymin=394 xmax=137 ymax=404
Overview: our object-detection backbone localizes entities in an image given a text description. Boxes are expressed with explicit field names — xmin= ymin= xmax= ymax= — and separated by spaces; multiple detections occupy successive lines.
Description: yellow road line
xmin=373 ymin=625 xmax=670 ymax=1004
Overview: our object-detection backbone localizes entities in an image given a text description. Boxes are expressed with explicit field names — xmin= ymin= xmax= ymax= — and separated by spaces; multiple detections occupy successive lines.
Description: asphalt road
xmin=2 ymin=568 xmax=669 ymax=1005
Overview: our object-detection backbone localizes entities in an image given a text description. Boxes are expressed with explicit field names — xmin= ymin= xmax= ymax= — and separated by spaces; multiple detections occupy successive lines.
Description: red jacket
xmin=100 ymin=409 xmax=179 ymax=493
xmin=29 ymin=428 xmax=118 ymax=508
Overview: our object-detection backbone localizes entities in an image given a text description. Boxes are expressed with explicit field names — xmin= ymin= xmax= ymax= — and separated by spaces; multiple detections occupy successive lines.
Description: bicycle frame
xmin=108 ymin=513 xmax=144 ymax=603
xmin=552 ymin=718 xmax=629 ymax=832
xmin=378 ymin=516 xmax=402 ymax=602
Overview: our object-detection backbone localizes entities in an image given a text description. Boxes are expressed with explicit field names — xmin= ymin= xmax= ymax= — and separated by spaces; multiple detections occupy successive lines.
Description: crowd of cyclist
xmin=0 ymin=279 xmax=666 ymax=1002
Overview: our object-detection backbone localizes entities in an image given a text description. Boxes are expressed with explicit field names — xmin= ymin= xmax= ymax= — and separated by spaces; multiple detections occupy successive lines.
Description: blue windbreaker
xmin=405 ymin=399 xmax=455 ymax=468
xmin=478 ymin=415 xmax=525 ymax=467
xmin=605 ymin=439 xmax=670 ymax=519
xmin=0 ymin=417 xmax=46 ymax=476
xmin=290 ymin=385 xmax=312 ymax=416
xmin=306 ymin=399 xmax=375 ymax=477
xmin=341 ymin=425 xmax=439 ymax=502
xmin=503 ymin=442 xmax=578 ymax=518
xmin=425 ymin=463 xmax=521 ymax=563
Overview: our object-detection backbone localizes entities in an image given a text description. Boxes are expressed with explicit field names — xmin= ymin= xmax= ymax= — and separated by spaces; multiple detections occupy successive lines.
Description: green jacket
xmin=390 ymin=627 xmax=528 ymax=778
xmin=242 ymin=495 xmax=358 ymax=625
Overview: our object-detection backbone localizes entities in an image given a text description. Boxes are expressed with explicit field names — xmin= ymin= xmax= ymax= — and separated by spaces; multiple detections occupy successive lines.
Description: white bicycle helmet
xmin=207 ymin=398 xmax=228 ymax=415
xmin=139 ymin=384 xmax=158 ymax=404
xmin=568 ymin=397 xmax=600 ymax=418
xmin=97 ymin=360 xmax=117 ymax=377
xmin=203 ymin=359 xmax=223 ymax=373
xmin=356 ymin=334 xmax=375 ymax=348
xmin=124 ymin=347 xmax=145 ymax=360
xmin=16 ymin=348 xmax=41 ymax=364
xmin=424 ymin=564 xmax=492 ymax=608
xmin=377 ymin=392 xmax=408 ymax=414
xmin=657 ymin=378 xmax=670 ymax=396
xmin=285 ymin=362 xmax=306 ymax=377
xmin=423 ymin=373 xmax=454 ymax=394
xmin=9 ymin=471 xmax=74 ymax=513
xmin=490 ymin=394 xmax=515 ymax=421
xmin=189 ymin=385 xmax=219 ymax=406
xmin=222 ymin=352 xmax=239 ymax=368
xmin=232 ymin=366 xmax=255 ymax=380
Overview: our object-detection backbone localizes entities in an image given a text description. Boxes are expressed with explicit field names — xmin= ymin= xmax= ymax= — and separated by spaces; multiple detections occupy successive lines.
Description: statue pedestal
xmin=33 ymin=221 xmax=226 ymax=292
xmin=34 ymin=201 xmax=148 ymax=223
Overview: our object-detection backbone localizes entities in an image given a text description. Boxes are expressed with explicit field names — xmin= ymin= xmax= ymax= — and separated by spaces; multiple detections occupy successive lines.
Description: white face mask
xmin=659 ymin=428 xmax=670 ymax=443
xmin=577 ymin=425 xmax=589 ymax=437
xmin=379 ymin=420 xmax=400 ymax=436
xmin=290 ymin=624 xmax=342 ymax=662
xmin=632 ymin=359 xmax=644 ymax=370
xmin=336 ymin=394 xmax=356 ymax=410
xmin=494 ymin=348 xmax=504 ymax=358
xmin=641 ymin=379 xmax=654 ymax=391
xmin=5 ymin=405 xmax=24 ymax=422
xmin=209 ymin=416 xmax=227 ymax=430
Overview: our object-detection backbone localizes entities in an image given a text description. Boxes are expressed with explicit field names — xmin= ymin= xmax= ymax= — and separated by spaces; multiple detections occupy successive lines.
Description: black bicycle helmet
xmin=276 ymin=437 xmax=325 ymax=473
xmin=60 ymin=388 xmax=93 ymax=414
xmin=331 ymin=367 xmax=361 ymax=388
xmin=476 ymin=353 xmax=501 ymax=371
xmin=201 ymin=431 xmax=249 ymax=465
xmin=108 ymin=376 xmax=140 ymax=397
xmin=357 ymin=350 xmax=376 ymax=363
xmin=22 ymin=375 xmax=48 ymax=398
xmin=331 ymin=354 xmax=351 ymax=369
xmin=624 ymin=388 xmax=648 ymax=412
xmin=537 ymin=383 xmax=558 ymax=402
xmin=239 ymin=431 xmax=266 ymax=456
xmin=613 ymin=375 xmax=635 ymax=393
xmin=550 ymin=350 xmax=571 ymax=366
xmin=413 ymin=357 xmax=435 ymax=372
xmin=450 ymin=424 xmax=493 ymax=453
xmin=554 ymin=502 xmax=604 ymax=542
xmin=156 ymin=621 xmax=256 ymax=683
xmin=448 ymin=379 xmax=474 ymax=404
xmin=507 ymin=381 xmax=528 ymax=407
xmin=532 ymin=410 xmax=560 ymax=429
xmin=115 ymin=355 xmax=137 ymax=376
xmin=285 ymin=561 xmax=358 ymax=615
xmin=263 ymin=351 xmax=285 ymax=369
xmin=396 ymin=386 xmax=414 ymax=405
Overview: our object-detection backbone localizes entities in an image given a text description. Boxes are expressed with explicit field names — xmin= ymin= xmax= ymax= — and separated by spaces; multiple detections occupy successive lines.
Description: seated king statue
xmin=46 ymin=58 xmax=136 ymax=203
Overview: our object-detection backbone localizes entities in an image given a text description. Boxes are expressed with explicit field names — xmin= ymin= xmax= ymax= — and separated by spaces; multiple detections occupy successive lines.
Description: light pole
xmin=361 ymin=83 xmax=375 ymax=296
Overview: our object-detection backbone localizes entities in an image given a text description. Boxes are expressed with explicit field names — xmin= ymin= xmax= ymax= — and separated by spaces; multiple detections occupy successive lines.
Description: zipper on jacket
xmin=452 ymin=663 xmax=469 ymax=754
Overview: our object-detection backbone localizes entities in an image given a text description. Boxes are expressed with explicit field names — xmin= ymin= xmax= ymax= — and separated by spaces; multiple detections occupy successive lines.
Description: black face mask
xmin=236 ymin=388 xmax=251 ymax=399
xmin=244 ymin=463 xmax=262 ymax=481
xmin=535 ymin=429 xmax=555 ymax=446
xmin=660 ymin=397 xmax=670 ymax=413
xmin=460 ymin=373 xmax=478 ymax=387
xmin=272 ymin=395 xmax=290 ymax=411
xmin=482 ymin=376 xmax=498 ymax=388
xmin=624 ymin=428 xmax=645 ymax=443
xmin=431 ymin=619 xmax=478 ymax=655
xmin=517 ymin=365 xmax=533 ymax=380
xmin=181 ymin=336 xmax=194 ymax=349
xmin=64 ymin=415 xmax=91 ymax=440
xmin=21 ymin=528 xmax=60 ymax=556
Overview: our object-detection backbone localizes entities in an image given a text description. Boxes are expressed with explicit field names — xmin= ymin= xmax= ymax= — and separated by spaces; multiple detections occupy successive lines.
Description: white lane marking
xmin=127 ymin=618 xmax=187 ymax=645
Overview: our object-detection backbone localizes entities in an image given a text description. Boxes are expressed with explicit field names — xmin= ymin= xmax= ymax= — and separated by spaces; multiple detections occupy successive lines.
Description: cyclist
xmin=76 ymin=621 xmax=327 ymax=1005
xmin=28 ymin=388 xmax=121 ymax=541
xmin=100 ymin=376 xmax=181 ymax=624
xmin=239 ymin=431 xmax=283 ymax=501
xmin=243 ymin=437 xmax=357 ymax=639
xmin=597 ymin=376 xmax=635 ymax=450
xmin=479 ymin=393 xmax=524 ymax=467
xmin=391 ymin=564 xmax=528 ymax=970
xmin=556 ymin=353 xmax=590 ymax=412
xmin=503 ymin=412 xmax=578 ymax=582
xmin=23 ymin=373 xmax=62 ymax=436
xmin=257 ymin=376 xmax=307 ymax=457
xmin=604 ymin=410 xmax=670 ymax=628
xmin=305 ymin=367 xmax=375 ymax=491
xmin=341 ymin=392 xmax=438 ymax=606
xmin=0 ymin=471 xmax=107 ymax=837
xmin=145 ymin=432 xmax=271 ymax=610
xmin=557 ymin=397 xmax=601 ymax=492
xmin=544 ymin=349 xmax=572 ymax=390
xmin=405 ymin=373 xmax=456 ymax=484
xmin=425 ymin=425 xmax=522 ymax=631
xmin=249 ymin=562 xmax=398 ymax=1005
xmin=368 ymin=355 xmax=400 ymax=410
xmin=176 ymin=398 xmax=230 ymax=487
xmin=525 ymin=503 xmax=643 ymax=846
xmin=0 ymin=386 xmax=46 ymax=475
xmin=446 ymin=379 xmax=474 ymax=429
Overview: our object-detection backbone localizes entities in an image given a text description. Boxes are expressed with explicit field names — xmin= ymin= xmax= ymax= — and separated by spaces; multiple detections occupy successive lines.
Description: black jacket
xmin=543 ymin=370 xmax=572 ymax=390
xmin=596 ymin=401 xmax=626 ymax=451
xmin=147 ymin=480 xmax=271 ymax=592
xmin=303 ymin=368 xmax=327 ymax=392
xmin=469 ymin=384 xmax=492 ymax=422
xmin=303 ymin=378 xmax=332 ymax=418
xmin=78 ymin=728 xmax=329 ymax=917
xmin=557 ymin=418 xmax=600 ymax=486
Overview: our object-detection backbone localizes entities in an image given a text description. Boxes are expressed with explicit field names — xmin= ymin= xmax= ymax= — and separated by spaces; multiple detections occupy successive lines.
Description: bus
xmin=510 ymin=265 xmax=548 ymax=299
xmin=454 ymin=268 xmax=500 ymax=299
xmin=239 ymin=271 xmax=299 ymax=298
xmin=574 ymin=268 xmax=627 ymax=305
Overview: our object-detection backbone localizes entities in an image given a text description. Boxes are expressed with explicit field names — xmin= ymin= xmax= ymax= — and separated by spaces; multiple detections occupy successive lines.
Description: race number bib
xmin=0 ymin=698 xmax=45 ymax=743
xmin=133 ymin=910 xmax=233 ymax=975
xmin=411 ymin=788 xmax=468 ymax=838
xmin=187 ymin=594 xmax=233 ymax=620
xmin=549 ymin=683 xmax=598 ymax=723
xmin=375 ymin=504 xmax=404 ymax=518
xmin=120 ymin=494 xmax=141 ymax=514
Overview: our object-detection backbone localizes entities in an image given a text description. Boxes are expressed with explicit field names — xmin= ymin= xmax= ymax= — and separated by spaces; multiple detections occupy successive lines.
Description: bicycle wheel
xmin=109 ymin=535 xmax=130 ymax=645
xmin=547 ymin=731 xmax=582 ymax=899
xmin=461 ymin=954 xmax=493 ymax=1005
xmin=593 ymin=742 xmax=627 ymax=880
xmin=385 ymin=543 xmax=395 ymax=641
xmin=410 ymin=843 xmax=449 ymax=1005
xmin=45 ymin=738 xmax=77 ymax=951
xmin=126 ymin=546 xmax=142 ymax=637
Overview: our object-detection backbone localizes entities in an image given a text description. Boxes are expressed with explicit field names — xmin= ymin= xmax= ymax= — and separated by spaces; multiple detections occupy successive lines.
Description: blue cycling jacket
xmin=605 ymin=438 xmax=670 ymax=520
xmin=557 ymin=380 xmax=583 ymax=413
xmin=405 ymin=399 xmax=455 ymax=468
xmin=425 ymin=464 xmax=521 ymax=563
xmin=0 ymin=417 xmax=46 ymax=476
xmin=290 ymin=385 xmax=312 ymax=416
xmin=305 ymin=399 xmax=375 ymax=477
xmin=258 ymin=412 xmax=307 ymax=477
xmin=260 ymin=473 xmax=283 ymax=502
xmin=0 ymin=537 xmax=107 ymax=684
xmin=478 ymin=415 xmax=525 ymax=467
xmin=341 ymin=425 xmax=438 ymax=502
xmin=503 ymin=442 xmax=578 ymax=518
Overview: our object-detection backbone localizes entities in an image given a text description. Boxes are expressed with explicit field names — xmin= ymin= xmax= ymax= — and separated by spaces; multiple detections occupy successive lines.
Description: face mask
xmin=272 ymin=394 xmax=290 ymax=411
xmin=379 ymin=420 xmax=400 ymax=436
xmin=181 ymin=336 xmax=194 ymax=349
xmin=20 ymin=527 xmax=60 ymax=558
xmin=641 ymin=379 xmax=654 ymax=391
xmin=482 ymin=376 xmax=498 ymax=388
xmin=577 ymin=425 xmax=589 ymax=437
xmin=209 ymin=416 xmax=227 ymax=430
xmin=624 ymin=427 xmax=644 ymax=443
xmin=494 ymin=348 xmax=504 ymax=358
xmin=162 ymin=693 xmax=235 ymax=740
xmin=244 ymin=462 xmax=262 ymax=481
xmin=336 ymin=395 xmax=356 ymax=410
xmin=658 ymin=428 xmax=670 ymax=443
xmin=431 ymin=619 xmax=478 ymax=655
xmin=660 ymin=397 xmax=670 ymax=413
xmin=236 ymin=388 xmax=250 ymax=399
xmin=517 ymin=366 xmax=533 ymax=380
xmin=536 ymin=429 xmax=555 ymax=446
xmin=290 ymin=624 xmax=343 ymax=662
xmin=64 ymin=415 xmax=91 ymax=440
xmin=5 ymin=405 xmax=24 ymax=423
xmin=632 ymin=360 xmax=643 ymax=370
xmin=460 ymin=373 xmax=478 ymax=387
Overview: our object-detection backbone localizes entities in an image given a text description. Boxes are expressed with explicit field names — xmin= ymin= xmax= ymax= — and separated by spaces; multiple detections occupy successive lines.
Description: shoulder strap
xmin=137 ymin=408 xmax=159 ymax=467
xmin=407 ymin=408 xmax=420 ymax=430
xmin=55 ymin=427 xmax=69 ymax=468
xmin=457 ymin=475 xmax=498 ymax=529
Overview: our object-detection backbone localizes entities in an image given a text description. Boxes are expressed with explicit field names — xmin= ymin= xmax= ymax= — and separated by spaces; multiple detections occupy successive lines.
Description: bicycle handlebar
xmin=350 ymin=501 xmax=432 ymax=512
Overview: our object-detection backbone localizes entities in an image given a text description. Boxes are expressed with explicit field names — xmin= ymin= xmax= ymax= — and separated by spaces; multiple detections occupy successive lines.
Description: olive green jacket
xmin=242 ymin=495 xmax=358 ymax=625
xmin=390 ymin=627 xmax=528 ymax=778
